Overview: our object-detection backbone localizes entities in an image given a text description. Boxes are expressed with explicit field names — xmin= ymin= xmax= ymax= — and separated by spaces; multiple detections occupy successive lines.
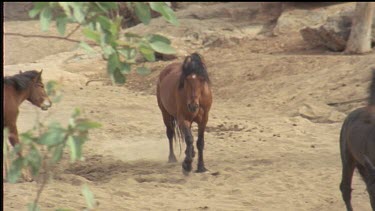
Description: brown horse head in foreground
xmin=3 ymin=70 xmax=52 ymax=181
xmin=156 ymin=53 xmax=212 ymax=174
xmin=339 ymin=68 xmax=375 ymax=211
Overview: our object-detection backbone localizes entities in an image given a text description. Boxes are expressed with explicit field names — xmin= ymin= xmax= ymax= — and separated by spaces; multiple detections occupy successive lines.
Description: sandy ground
xmin=3 ymin=2 xmax=375 ymax=211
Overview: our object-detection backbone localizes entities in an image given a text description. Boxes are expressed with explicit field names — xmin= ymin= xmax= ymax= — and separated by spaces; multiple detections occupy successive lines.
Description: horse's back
xmin=340 ymin=107 xmax=375 ymax=165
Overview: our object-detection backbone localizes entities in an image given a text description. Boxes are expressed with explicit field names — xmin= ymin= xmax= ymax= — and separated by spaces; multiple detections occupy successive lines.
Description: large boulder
xmin=300 ymin=8 xmax=375 ymax=51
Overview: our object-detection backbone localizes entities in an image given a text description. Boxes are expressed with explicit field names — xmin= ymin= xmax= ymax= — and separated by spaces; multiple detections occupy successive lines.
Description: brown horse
xmin=3 ymin=70 xmax=52 ymax=181
xmin=339 ymin=69 xmax=375 ymax=211
xmin=156 ymin=53 xmax=212 ymax=174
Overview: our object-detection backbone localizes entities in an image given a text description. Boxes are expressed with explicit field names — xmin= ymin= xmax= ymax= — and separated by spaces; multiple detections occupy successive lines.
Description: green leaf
xmin=20 ymin=131 xmax=35 ymax=145
xmin=149 ymin=2 xmax=166 ymax=13
xmin=82 ymin=28 xmax=100 ymax=43
xmin=98 ymin=2 xmax=118 ymax=10
xmin=82 ymin=184 xmax=96 ymax=209
xmin=159 ymin=5 xmax=179 ymax=26
xmin=139 ymin=44 xmax=155 ymax=62
xmin=7 ymin=157 xmax=24 ymax=183
xmin=67 ymin=136 xmax=83 ymax=162
xmin=72 ymin=108 xmax=81 ymax=118
xmin=107 ymin=53 xmax=120 ymax=74
xmin=97 ymin=15 xmax=111 ymax=31
xmin=112 ymin=69 xmax=126 ymax=85
xmin=149 ymin=41 xmax=176 ymax=55
xmin=102 ymin=45 xmax=115 ymax=58
xmin=124 ymin=32 xmax=142 ymax=39
xmin=149 ymin=2 xmax=178 ymax=26
xmin=58 ymin=2 xmax=72 ymax=17
xmin=56 ymin=16 xmax=68 ymax=36
xmin=28 ymin=202 xmax=41 ymax=211
xmin=27 ymin=146 xmax=42 ymax=176
xmin=76 ymin=121 xmax=102 ymax=131
xmin=29 ymin=2 xmax=48 ymax=18
xmin=51 ymin=144 xmax=64 ymax=163
xmin=40 ymin=7 xmax=52 ymax=31
xmin=38 ymin=126 xmax=65 ymax=146
xmin=71 ymin=2 xmax=85 ymax=23
xmin=134 ymin=2 xmax=151 ymax=25
xmin=136 ymin=67 xmax=151 ymax=75
xmin=118 ymin=48 xmax=136 ymax=61
xmin=79 ymin=41 xmax=95 ymax=53
xmin=119 ymin=62 xmax=131 ymax=74
xmin=148 ymin=34 xmax=171 ymax=45
xmin=46 ymin=80 xmax=58 ymax=95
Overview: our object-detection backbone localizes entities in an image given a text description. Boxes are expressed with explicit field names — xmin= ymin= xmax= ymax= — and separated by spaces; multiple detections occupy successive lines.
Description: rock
xmin=298 ymin=102 xmax=346 ymax=123
xmin=274 ymin=9 xmax=329 ymax=34
xmin=300 ymin=8 xmax=375 ymax=51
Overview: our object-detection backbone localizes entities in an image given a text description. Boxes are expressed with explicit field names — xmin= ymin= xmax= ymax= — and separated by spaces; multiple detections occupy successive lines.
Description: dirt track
xmin=4 ymin=2 xmax=375 ymax=211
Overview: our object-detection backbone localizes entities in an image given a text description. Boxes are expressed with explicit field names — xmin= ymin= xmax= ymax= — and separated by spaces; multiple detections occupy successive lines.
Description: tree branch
xmin=65 ymin=24 xmax=81 ymax=39
xmin=4 ymin=32 xmax=99 ymax=46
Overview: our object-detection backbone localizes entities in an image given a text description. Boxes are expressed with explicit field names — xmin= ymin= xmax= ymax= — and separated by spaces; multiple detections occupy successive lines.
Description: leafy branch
xmin=28 ymin=2 xmax=179 ymax=84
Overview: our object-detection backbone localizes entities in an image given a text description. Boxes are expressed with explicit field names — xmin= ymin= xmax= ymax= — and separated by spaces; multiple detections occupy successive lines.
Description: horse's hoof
xmin=182 ymin=168 xmax=190 ymax=176
xmin=195 ymin=167 xmax=209 ymax=173
xmin=182 ymin=162 xmax=192 ymax=174
xmin=168 ymin=157 xmax=178 ymax=163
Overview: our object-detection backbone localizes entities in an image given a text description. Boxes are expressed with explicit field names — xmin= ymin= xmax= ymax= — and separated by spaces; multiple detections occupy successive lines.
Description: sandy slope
xmin=4 ymin=2 xmax=375 ymax=211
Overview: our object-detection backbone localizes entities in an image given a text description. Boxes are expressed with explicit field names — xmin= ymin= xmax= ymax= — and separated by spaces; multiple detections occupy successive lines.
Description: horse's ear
xmin=183 ymin=56 xmax=191 ymax=71
xmin=35 ymin=69 xmax=43 ymax=82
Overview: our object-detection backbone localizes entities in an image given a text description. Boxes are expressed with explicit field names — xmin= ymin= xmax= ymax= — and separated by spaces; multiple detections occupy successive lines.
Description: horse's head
xmin=28 ymin=70 xmax=52 ymax=111
xmin=179 ymin=53 xmax=210 ymax=113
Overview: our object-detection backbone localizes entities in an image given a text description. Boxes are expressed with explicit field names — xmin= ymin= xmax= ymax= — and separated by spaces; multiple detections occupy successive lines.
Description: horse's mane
xmin=4 ymin=70 xmax=41 ymax=91
xmin=369 ymin=68 xmax=375 ymax=106
xmin=178 ymin=53 xmax=210 ymax=89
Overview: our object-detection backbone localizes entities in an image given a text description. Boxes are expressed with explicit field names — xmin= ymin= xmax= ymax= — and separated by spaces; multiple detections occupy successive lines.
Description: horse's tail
xmin=172 ymin=119 xmax=184 ymax=156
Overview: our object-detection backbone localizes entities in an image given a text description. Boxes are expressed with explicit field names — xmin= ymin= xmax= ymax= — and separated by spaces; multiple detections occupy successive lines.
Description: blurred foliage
xmin=3 ymin=80 xmax=99 ymax=210
xmin=29 ymin=2 xmax=179 ymax=84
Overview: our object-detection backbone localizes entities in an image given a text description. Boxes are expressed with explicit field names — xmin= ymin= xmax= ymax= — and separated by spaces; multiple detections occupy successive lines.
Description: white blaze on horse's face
xmin=185 ymin=74 xmax=204 ymax=113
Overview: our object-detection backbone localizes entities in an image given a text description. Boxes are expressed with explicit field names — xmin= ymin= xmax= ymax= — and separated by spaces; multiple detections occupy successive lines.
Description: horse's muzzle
xmin=187 ymin=103 xmax=199 ymax=113
xmin=41 ymin=99 xmax=52 ymax=111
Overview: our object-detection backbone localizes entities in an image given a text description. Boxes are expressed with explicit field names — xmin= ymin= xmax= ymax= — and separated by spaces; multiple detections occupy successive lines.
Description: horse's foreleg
xmin=196 ymin=117 xmax=208 ymax=173
xmin=340 ymin=156 xmax=355 ymax=211
xmin=180 ymin=120 xmax=193 ymax=174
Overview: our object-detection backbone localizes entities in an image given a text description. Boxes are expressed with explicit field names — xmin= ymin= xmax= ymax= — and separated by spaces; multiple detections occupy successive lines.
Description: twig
xmin=4 ymin=32 xmax=99 ymax=46
xmin=32 ymin=153 xmax=49 ymax=211
xmin=65 ymin=24 xmax=81 ymax=39
xmin=327 ymin=97 xmax=368 ymax=106
xmin=85 ymin=79 xmax=111 ymax=86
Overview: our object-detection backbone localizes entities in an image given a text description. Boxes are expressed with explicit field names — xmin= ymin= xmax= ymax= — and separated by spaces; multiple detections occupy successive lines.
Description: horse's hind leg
xmin=161 ymin=110 xmax=177 ymax=163
xmin=340 ymin=149 xmax=355 ymax=211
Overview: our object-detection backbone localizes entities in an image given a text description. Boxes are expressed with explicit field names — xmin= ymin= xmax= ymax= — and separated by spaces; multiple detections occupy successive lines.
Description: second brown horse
xmin=157 ymin=53 xmax=212 ymax=174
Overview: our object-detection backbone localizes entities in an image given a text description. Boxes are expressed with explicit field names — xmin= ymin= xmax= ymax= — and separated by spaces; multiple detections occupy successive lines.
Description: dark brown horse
xmin=3 ymin=70 xmax=52 ymax=181
xmin=339 ymin=69 xmax=375 ymax=211
xmin=156 ymin=53 xmax=212 ymax=174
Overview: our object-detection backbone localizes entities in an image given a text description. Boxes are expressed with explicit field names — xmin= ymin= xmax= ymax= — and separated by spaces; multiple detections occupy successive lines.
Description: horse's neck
xmin=4 ymin=84 xmax=30 ymax=106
